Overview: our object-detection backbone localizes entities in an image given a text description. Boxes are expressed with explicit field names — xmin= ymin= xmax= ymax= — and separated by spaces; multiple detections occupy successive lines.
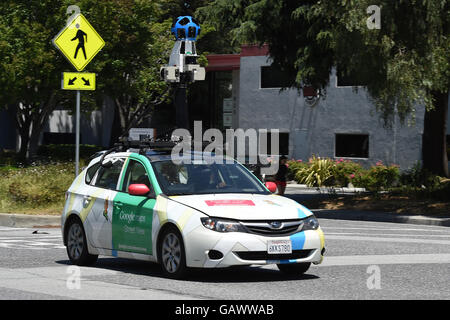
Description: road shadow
xmin=55 ymin=258 xmax=319 ymax=283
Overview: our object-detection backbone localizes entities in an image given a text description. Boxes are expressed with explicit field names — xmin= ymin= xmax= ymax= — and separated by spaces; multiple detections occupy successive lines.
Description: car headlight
xmin=201 ymin=217 xmax=246 ymax=233
xmin=301 ymin=216 xmax=320 ymax=231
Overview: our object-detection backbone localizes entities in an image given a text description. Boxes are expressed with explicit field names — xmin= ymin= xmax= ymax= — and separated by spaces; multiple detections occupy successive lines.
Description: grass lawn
xmin=0 ymin=162 xmax=79 ymax=216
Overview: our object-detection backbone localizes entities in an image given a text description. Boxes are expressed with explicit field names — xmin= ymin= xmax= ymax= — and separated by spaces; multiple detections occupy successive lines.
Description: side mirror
xmin=128 ymin=184 xmax=151 ymax=196
xmin=265 ymin=182 xmax=277 ymax=193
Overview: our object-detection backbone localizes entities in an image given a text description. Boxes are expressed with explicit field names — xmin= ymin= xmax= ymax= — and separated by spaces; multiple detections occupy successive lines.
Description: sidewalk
xmin=313 ymin=209 xmax=450 ymax=227
xmin=285 ymin=183 xmax=450 ymax=227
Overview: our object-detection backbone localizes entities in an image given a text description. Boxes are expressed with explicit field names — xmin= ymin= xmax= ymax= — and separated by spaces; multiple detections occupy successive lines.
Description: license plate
xmin=267 ymin=240 xmax=292 ymax=254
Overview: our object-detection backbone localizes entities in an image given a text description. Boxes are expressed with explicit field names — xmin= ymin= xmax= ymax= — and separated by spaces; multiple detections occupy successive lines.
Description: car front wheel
xmin=66 ymin=219 xmax=98 ymax=266
xmin=159 ymin=227 xmax=187 ymax=279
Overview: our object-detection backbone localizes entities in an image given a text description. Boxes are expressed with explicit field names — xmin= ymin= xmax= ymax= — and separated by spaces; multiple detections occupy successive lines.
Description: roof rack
xmin=95 ymin=136 xmax=224 ymax=165
xmin=114 ymin=139 xmax=177 ymax=153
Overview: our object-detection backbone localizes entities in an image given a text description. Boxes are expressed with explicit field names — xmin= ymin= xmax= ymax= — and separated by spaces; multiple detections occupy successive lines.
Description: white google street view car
xmin=62 ymin=145 xmax=325 ymax=279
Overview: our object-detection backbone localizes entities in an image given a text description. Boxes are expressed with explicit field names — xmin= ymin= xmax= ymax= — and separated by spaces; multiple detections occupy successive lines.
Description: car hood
xmin=167 ymin=193 xmax=313 ymax=220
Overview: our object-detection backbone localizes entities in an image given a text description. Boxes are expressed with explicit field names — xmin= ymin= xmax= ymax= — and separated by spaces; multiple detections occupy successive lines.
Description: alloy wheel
xmin=67 ymin=223 xmax=84 ymax=260
xmin=162 ymin=233 xmax=182 ymax=273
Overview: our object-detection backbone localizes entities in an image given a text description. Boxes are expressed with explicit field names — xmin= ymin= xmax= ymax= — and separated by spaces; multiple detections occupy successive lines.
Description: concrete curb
xmin=313 ymin=209 xmax=450 ymax=227
xmin=0 ymin=213 xmax=60 ymax=228
xmin=286 ymin=183 xmax=366 ymax=193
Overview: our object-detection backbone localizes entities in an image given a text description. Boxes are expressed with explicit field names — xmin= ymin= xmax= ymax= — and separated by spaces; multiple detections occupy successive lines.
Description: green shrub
xmin=37 ymin=144 xmax=103 ymax=162
xmin=0 ymin=163 xmax=75 ymax=208
xmin=330 ymin=159 xmax=364 ymax=187
xmin=286 ymin=160 xmax=308 ymax=181
xmin=360 ymin=161 xmax=400 ymax=192
xmin=295 ymin=156 xmax=334 ymax=187
xmin=400 ymin=162 xmax=440 ymax=189
xmin=428 ymin=180 xmax=450 ymax=201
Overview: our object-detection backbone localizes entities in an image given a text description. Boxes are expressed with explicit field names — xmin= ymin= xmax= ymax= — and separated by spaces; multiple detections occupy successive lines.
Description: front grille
xmin=234 ymin=250 xmax=313 ymax=261
xmin=241 ymin=220 xmax=303 ymax=236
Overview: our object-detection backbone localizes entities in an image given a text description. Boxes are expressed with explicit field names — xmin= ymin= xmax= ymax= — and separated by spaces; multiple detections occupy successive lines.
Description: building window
xmin=335 ymin=134 xmax=369 ymax=158
xmin=260 ymin=65 xmax=294 ymax=88
xmin=263 ymin=131 xmax=289 ymax=155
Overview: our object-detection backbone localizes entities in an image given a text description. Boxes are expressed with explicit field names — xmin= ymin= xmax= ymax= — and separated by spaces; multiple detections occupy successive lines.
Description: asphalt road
xmin=0 ymin=218 xmax=449 ymax=301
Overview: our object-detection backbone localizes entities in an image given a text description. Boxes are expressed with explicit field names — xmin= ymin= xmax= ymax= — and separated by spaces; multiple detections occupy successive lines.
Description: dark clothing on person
xmin=275 ymin=164 xmax=288 ymax=182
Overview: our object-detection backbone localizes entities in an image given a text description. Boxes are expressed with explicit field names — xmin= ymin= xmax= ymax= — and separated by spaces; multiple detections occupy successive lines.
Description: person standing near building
xmin=275 ymin=155 xmax=288 ymax=195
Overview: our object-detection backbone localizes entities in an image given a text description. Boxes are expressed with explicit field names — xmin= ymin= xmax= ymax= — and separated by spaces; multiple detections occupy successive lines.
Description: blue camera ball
xmin=171 ymin=16 xmax=201 ymax=41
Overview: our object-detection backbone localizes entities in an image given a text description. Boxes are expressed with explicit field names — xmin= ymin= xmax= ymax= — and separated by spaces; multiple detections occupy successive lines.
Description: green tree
xmin=0 ymin=0 xmax=175 ymax=160
xmin=198 ymin=0 xmax=450 ymax=177
xmin=0 ymin=0 xmax=70 ymax=161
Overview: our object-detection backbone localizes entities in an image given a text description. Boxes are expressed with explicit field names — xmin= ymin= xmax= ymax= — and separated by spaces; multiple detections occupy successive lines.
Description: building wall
xmin=238 ymin=55 xmax=425 ymax=170
xmin=0 ymin=110 xmax=17 ymax=150
xmin=43 ymin=96 xmax=115 ymax=148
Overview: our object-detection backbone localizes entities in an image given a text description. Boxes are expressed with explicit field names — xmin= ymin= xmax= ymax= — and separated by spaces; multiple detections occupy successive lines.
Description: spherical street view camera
xmin=171 ymin=16 xmax=201 ymax=41
xmin=160 ymin=16 xmax=205 ymax=84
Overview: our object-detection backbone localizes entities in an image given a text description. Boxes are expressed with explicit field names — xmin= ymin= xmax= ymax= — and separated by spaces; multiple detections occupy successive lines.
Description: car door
xmin=112 ymin=158 xmax=156 ymax=255
xmin=85 ymin=156 xmax=126 ymax=250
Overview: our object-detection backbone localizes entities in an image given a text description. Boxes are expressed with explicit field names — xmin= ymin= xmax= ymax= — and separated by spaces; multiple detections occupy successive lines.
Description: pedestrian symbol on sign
xmin=72 ymin=24 xmax=87 ymax=60
xmin=53 ymin=14 xmax=105 ymax=71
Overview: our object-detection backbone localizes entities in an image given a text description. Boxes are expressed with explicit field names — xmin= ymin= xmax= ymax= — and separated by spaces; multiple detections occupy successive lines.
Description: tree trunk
xmin=15 ymin=113 xmax=31 ymax=163
xmin=17 ymin=128 xmax=30 ymax=163
xmin=422 ymin=90 xmax=449 ymax=177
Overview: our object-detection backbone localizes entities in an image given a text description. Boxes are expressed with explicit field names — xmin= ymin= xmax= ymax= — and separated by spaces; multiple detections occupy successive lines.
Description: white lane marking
xmin=0 ymin=266 xmax=201 ymax=300
xmin=0 ymin=228 xmax=29 ymax=231
xmin=0 ymin=236 xmax=62 ymax=240
xmin=0 ymin=238 xmax=65 ymax=250
xmin=318 ymin=253 xmax=450 ymax=267
xmin=322 ymin=226 xmax=450 ymax=233
xmin=324 ymin=232 xmax=450 ymax=238
xmin=325 ymin=235 xmax=450 ymax=245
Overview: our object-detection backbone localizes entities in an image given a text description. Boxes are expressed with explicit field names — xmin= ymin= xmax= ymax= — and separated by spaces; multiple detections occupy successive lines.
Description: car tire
xmin=277 ymin=262 xmax=311 ymax=275
xmin=66 ymin=218 xmax=98 ymax=266
xmin=158 ymin=226 xmax=187 ymax=279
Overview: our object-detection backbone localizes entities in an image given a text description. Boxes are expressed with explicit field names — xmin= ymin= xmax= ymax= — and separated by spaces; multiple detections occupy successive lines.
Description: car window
xmin=94 ymin=158 xmax=125 ymax=190
xmin=151 ymin=159 xmax=268 ymax=196
xmin=121 ymin=159 xmax=152 ymax=193
xmin=85 ymin=161 xmax=100 ymax=185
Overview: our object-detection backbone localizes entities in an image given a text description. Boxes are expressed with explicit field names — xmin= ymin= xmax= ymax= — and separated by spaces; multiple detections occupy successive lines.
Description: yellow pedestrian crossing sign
xmin=62 ymin=72 xmax=96 ymax=90
xmin=53 ymin=14 xmax=105 ymax=71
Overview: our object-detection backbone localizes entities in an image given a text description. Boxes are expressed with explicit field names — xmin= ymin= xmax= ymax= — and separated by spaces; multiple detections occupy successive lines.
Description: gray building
xmin=205 ymin=45 xmax=450 ymax=170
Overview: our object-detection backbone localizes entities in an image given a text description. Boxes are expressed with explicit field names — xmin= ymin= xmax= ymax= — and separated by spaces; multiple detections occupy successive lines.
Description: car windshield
xmin=150 ymin=158 xmax=269 ymax=196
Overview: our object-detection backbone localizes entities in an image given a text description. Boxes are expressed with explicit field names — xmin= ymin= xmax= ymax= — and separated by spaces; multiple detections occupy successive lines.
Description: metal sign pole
xmin=75 ymin=90 xmax=80 ymax=176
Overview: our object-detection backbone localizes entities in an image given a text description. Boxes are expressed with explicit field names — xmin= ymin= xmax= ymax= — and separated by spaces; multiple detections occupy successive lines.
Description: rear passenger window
xmin=94 ymin=158 xmax=125 ymax=190
xmin=85 ymin=162 xmax=100 ymax=185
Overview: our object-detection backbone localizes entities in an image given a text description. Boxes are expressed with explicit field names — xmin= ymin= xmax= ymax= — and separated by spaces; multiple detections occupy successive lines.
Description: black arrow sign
xmin=68 ymin=77 xmax=77 ymax=85
xmin=81 ymin=77 xmax=90 ymax=86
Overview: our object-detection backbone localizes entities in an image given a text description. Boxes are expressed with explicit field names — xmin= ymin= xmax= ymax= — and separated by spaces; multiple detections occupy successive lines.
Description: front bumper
xmin=183 ymin=226 xmax=325 ymax=268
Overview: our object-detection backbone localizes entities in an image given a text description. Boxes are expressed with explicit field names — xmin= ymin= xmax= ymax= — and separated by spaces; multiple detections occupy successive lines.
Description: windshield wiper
xmin=166 ymin=192 xmax=194 ymax=196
